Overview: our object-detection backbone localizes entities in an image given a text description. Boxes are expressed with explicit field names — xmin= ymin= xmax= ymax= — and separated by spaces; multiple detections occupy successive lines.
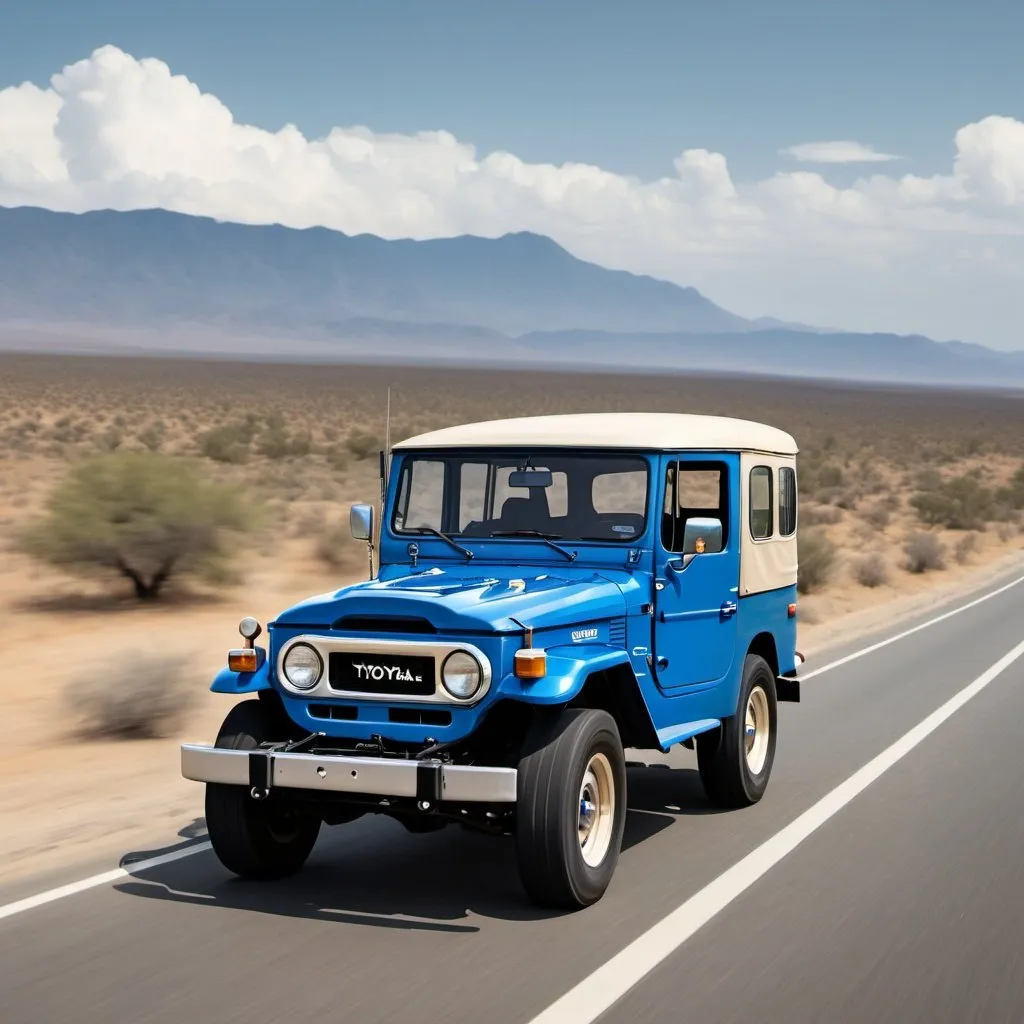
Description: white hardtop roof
xmin=394 ymin=412 xmax=798 ymax=455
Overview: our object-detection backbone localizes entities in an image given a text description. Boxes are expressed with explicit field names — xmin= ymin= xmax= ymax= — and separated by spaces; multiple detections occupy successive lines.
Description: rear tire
xmin=205 ymin=699 xmax=321 ymax=880
xmin=515 ymin=708 xmax=627 ymax=909
xmin=697 ymin=654 xmax=777 ymax=808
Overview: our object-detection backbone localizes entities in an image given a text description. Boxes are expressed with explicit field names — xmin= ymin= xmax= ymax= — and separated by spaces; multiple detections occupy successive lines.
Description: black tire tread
xmin=515 ymin=708 xmax=626 ymax=909
xmin=205 ymin=699 xmax=320 ymax=880
xmin=697 ymin=654 xmax=777 ymax=809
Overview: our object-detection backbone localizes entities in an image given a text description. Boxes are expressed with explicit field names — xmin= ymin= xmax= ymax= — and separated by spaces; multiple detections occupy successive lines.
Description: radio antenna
xmin=385 ymin=386 xmax=391 ymax=478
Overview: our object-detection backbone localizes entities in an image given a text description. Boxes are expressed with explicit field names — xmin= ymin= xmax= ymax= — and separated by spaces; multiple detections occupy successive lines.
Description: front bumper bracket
xmin=182 ymin=744 xmax=517 ymax=803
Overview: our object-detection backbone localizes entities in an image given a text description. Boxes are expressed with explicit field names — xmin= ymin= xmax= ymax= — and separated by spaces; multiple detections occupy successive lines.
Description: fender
xmin=209 ymin=647 xmax=272 ymax=694
xmin=502 ymin=645 xmax=633 ymax=705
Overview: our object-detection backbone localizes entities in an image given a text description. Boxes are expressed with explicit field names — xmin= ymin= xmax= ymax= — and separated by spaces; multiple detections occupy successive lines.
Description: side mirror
xmin=350 ymin=503 xmax=374 ymax=542
xmin=682 ymin=516 xmax=723 ymax=555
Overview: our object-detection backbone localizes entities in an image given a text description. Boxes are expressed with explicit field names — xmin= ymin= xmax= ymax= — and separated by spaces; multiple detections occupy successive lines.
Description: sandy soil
xmin=1 ymin=534 xmax=1021 ymax=890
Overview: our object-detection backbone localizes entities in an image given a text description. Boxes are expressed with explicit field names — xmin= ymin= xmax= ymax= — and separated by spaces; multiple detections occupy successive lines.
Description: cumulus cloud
xmin=782 ymin=140 xmax=901 ymax=164
xmin=1 ymin=46 xmax=1024 ymax=348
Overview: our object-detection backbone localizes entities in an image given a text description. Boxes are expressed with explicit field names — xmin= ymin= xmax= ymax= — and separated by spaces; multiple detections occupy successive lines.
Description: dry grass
xmin=69 ymin=651 xmax=197 ymax=739
xmin=0 ymin=351 xmax=1021 ymax=607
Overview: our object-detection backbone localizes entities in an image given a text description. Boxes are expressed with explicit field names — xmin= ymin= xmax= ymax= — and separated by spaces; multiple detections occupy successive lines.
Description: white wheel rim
xmin=744 ymin=686 xmax=771 ymax=775
xmin=577 ymin=752 xmax=615 ymax=867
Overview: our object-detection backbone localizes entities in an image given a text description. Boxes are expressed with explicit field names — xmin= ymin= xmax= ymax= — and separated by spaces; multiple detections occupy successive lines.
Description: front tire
xmin=697 ymin=654 xmax=778 ymax=808
xmin=515 ymin=708 xmax=627 ymax=909
xmin=205 ymin=699 xmax=321 ymax=880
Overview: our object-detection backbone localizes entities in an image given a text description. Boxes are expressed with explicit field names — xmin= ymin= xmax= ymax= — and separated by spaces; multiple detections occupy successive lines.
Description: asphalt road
xmin=2 ymin=569 xmax=1024 ymax=1024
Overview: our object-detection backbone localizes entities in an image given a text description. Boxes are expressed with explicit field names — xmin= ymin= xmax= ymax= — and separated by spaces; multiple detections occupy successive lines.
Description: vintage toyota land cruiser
xmin=182 ymin=412 xmax=803 ymax=909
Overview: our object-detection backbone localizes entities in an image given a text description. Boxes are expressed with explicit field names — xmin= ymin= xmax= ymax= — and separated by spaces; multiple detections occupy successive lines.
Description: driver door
xmin=651 ymin=453 xmax=740 ymax=693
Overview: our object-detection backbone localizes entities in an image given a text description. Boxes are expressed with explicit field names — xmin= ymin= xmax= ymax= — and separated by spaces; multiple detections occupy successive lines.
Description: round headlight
xmin=282 ymin=643 xmax=323 ymax=690
xmin=441 ymin=651 xmax=482 ymax=699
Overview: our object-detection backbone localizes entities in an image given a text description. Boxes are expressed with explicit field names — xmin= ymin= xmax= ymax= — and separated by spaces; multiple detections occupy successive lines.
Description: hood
xmin=272 ymin=564 xmax=631 ymax=634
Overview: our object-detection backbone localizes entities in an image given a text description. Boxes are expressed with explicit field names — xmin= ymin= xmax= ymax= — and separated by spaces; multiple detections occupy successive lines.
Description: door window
xmin=663 ymin=462 xmax=728 ymax=552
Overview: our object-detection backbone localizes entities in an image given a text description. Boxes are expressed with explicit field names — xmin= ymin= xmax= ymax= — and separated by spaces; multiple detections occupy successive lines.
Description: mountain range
xmin=1 ymin=204 xmax=1022 ymax=388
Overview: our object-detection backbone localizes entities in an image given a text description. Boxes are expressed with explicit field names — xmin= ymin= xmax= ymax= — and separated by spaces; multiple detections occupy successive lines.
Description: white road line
xmin=0 ymin=570 xmax=1021 ymax=926
xmin=527 ymin=636 xmax=1024 ymax=1024
xmin=0 ymin=843 xmax=211 ymax=922
xmin=799 ymin=571 xmax=1024 ymax=681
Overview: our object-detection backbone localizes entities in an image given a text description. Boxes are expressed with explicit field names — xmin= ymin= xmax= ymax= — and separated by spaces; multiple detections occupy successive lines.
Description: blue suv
xmin=182 ymin=412 xmax=803 ymax=909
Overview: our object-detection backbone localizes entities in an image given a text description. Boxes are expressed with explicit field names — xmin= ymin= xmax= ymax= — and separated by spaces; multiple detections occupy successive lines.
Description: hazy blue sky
xmin=4 ymin=0 xmax=1019 ymax=183
xmin=2 ymin=1 xmax=1024 ymax=349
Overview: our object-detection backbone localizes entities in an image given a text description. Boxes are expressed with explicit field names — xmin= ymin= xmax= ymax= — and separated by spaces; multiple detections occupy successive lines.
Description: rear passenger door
xmin=651 ymin=453 xmax=740 ymax=692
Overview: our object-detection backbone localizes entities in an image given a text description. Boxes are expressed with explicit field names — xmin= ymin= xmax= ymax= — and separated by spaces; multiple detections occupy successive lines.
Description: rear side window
xmin=779 ymin=467 xmax=797 ymax=537
xmin=749 ymin=466 xmax=773 ymax=539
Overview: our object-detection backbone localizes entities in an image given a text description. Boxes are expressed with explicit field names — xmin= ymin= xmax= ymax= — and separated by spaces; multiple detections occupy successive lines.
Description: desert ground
xmin=1 ymin=352 xmax=1022 ymax=885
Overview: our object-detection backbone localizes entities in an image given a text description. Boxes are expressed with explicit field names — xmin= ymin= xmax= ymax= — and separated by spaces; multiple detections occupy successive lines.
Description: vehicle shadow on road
xmin=114 ymin=766 xmax=715 ymax=930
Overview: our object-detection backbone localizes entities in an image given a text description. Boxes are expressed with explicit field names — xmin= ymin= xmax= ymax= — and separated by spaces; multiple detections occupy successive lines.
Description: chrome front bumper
xmin=180 ymin=744 xmax=518 ymax=803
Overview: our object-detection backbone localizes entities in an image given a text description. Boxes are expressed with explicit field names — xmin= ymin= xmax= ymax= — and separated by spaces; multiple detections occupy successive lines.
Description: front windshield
xmin=392 ymin=453 xmax=649 ymax=544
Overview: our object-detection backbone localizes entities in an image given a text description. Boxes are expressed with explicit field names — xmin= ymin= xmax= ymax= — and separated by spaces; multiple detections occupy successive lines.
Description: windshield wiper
xmin=407 ymin=527 xmax=474 ymax=561
xmin=487 ymin=530 xmax=577 ymax=561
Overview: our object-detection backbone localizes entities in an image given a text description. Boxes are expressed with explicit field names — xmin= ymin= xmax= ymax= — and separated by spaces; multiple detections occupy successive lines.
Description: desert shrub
xmin=798 ymin=528 xmax=838 ymax=594
xmin=996 ymin=463 xmax=1024 ymax=511
xmin=257 ymin=422 xmax=312 ymax=460
xmin=19 ymin=451 xmax=253 ymax=600
xmin=800 ymin=504 xmax=843 ymax=526
xmin=346 ymin=430 xmax=384 ymax=461
xmin=324 ymin=445 xmax=351 ymax=471
xmin=98 ymin=425 xmax=124 ymax=452
xmin=903 ymin=531 xmax=946 ymax=573
xmin=954 ymin=532 xmax=979 ymax=564
xmin=817 ymin=464 xmax=844 ymax=489
xmin=863 ymin=501 xmax=892 ymax=529
xmin=198 ymin=420 xmax=258 ymax=463
xmin=70 ymin=652 xmax=196 ymax=739
xmin=138 ymin=421 xmax=166 ymax=452
xmin=910 ymin=475 xmax=997 ymax=530
xmin=997 ymin=522 xmax=1016 ymax=542
xmin=314 ymin=519 xmax=361 ymax=568
xmin=855 ymin=553 xmax=890 ymax=588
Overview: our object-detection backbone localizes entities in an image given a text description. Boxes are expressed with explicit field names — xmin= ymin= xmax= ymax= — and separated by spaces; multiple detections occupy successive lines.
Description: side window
xmin=749 ymin=466 xmax=773 ymax=540
xmin=457 ymin=462 xmax=488 ymax=530
xmin=779 ymin=466 xmax=797 ymax=537
xmin=395 ymin=460 xmax=444 ymax=532
xmin=662 ymin=462 xmax=728 ymax=552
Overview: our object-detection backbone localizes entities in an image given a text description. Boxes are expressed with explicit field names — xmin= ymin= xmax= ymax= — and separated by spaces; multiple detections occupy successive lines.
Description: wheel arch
xmin=565 ymin=662 xmax=660 ymax=750
xmin=746 ymin=630 xmax=779 ymax=678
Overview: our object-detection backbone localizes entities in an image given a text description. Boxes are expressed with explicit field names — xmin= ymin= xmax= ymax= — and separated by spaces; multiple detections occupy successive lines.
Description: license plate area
xmin=328 ymin=651 xmax=436 ymax=696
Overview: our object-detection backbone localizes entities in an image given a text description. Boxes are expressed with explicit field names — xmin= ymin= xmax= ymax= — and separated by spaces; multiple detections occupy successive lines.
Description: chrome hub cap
xmin=577 ymin=752 xmax=615 ymax=867
xmin=744 ymin=685 xmax=770 ymax=775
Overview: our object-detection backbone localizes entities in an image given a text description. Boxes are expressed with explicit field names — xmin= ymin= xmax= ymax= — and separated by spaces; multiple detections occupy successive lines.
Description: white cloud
xmin=1 ymin=46 xmax=1024 ymax=349
xmin=782 ymin=140 xmax=901 ymax=164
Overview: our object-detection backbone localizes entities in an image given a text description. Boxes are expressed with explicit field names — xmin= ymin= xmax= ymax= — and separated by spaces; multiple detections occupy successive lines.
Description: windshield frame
xmin=388 ymin=448 xmax=652 ymax=547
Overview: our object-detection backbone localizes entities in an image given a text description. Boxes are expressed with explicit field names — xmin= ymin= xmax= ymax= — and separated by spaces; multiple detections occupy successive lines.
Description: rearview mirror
xmin=682 ymin=516 xmax=723 ymax=555
xmin=509 ymin=469 xmax=553 ymax=489
xmin=350 ymin=503 xmax=374 ymax=542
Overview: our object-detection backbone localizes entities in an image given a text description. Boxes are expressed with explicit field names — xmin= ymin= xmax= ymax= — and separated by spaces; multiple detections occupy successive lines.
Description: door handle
xmin=720 ymin=601 xmax=737 ymax=618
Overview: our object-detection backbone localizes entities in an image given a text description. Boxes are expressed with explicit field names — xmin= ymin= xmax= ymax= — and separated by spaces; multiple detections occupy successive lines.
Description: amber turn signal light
xmin=228 ymin=648 xmax=258 ymax=673
xmin=788 ymin=603 xmax=797 ymax=618
xmin=514 ymin=648 xmax=546 ymax=680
